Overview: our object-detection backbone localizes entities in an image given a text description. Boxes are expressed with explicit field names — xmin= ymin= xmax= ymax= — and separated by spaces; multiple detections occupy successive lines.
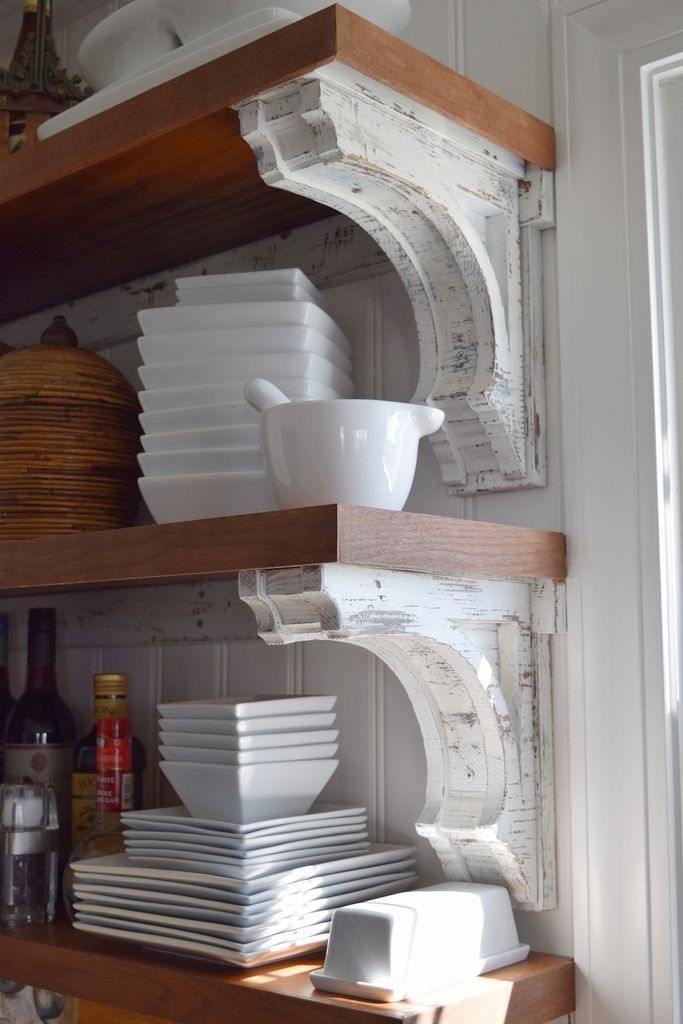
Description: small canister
xmin=0 ymin=782 xmax=59 ymax=926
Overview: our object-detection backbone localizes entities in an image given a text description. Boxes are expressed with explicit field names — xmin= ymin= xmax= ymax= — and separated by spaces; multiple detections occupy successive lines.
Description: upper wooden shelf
xmin=0 ymin=918 xmax=574 ymax=1024
xmin=0 ymin=4 xmax=555 ymax=326
xmin=0 ymin=505 xmax=566 ymax=595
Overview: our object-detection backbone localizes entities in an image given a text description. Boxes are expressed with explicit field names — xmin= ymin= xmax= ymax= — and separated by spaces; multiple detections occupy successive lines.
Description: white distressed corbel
xmin=239 ymin=563 xmax=565 ymax=909
xmin=237 ymin=65 xmax=555 ymax=494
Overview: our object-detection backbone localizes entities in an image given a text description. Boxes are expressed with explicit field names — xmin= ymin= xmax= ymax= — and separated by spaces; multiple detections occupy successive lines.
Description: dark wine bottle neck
xmin=26 ymin=618 xmax=57 ymax=692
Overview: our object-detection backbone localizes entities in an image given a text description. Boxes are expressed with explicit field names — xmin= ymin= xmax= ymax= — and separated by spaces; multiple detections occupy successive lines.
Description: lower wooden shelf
xmin=0 ymin=918 xmax=574 ymax=1024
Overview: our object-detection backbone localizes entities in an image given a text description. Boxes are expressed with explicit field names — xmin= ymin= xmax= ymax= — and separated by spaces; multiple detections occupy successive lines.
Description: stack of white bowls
xmin=156 ymin=695 xmax=341 ymax=822
xmin=136 ymin=270 xmax=354 ymax=523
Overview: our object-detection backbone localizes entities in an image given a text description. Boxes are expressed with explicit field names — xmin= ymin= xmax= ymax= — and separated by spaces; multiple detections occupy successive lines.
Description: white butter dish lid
xmin=309 ymin=881 xmax=530 ymax=1002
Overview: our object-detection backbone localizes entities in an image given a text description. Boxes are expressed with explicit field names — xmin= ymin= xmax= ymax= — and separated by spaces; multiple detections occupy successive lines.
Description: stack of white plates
xmin=136 ymin=269 xmax=354 ymax=523
xmin=71 ymin=832 xmax=418 ymax=967
xmin=157 ymin=696 xmax=340 ymax=822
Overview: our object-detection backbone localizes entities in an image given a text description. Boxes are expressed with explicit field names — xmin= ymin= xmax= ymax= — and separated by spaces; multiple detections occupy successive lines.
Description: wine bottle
xmin=4 ymin=608 xmax=76 ymax=860
xmin=0 ymin=614 xmax=16 ymax=782
xmin=71 ymin=673 xmax=146 ymax=845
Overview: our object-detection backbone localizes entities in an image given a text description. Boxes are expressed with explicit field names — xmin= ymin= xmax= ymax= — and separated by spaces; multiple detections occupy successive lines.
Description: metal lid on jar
xmin=93 ymin=673 xmax=128 ymax=697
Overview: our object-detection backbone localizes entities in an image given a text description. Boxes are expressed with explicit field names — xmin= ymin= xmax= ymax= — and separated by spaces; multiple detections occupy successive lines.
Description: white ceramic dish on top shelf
xmin=157 ymin=728 xmax=339 ymax=750
xmin=158 ymin=695 xmax=336 ymax=718
xmin=175 ymin=283 xmax=327 ymax=309
xmin=137 ymin=325 xmax=351 ymax=372
xmin=140 ymin=424 xmax=260 ymax=453
xmin=138 ymin=471 xmax=276 ymax=523
xmin=159 ymin=742 xmax=339 ymax=764
xmin=138 ymin=447 xmax=263 ymax=478
xmin=138 ymin=378 xmax=341 ymax=413
xmin=138 ymin=352 xmax=353 ymax=396
xmin=157 ymin=712 xmax=337 ymax=733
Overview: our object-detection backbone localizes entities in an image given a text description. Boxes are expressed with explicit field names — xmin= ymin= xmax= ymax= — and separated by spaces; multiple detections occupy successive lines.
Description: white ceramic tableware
xmin=310 ymin=882 xmax=530 ymax=1002
xmin=138 ymin=447 xmax=263 ymax=477
xmin=138 ymin=352 xmax=353 ymax=396
xmin=159 ymin=742 xmax=339 ymax=764
xmin=159 ymin=757 xmax=338 ymax=822
xmin=122 ymin=803 xmax=365 ymax=835
xmin=140 ymin=424 xmax=260 ymax=453
xmin=158 ymin=695 xmax=336 ymax=718
xmin=247 ymin=382 xmax=445 ymax=511
xmin=139 ymin=402 xmax=258 ymax=434
xmin=128 ymin=843 xmax=371 ymax=879
xmin=138 ymin=378 xmax=340 ymax=412
xmin=175 ymin=283 xmax=325 ymax=308
xmin=138 ymin=471 xmax=276 ymax=523
xmin=175 ymin=269 xmax=317 ymax=295
xmin=137 ymin=300 xmax=348 ymax=349
xmin=123 ymin=822 xmax=366 ymax=850
xmin=157 ymin=713 xmax=337 ymax=733
xmin=137 ymin=325 xmax=350 ymax=370
xmin=124 ymin=832 xmax=368 ymax=861
xmin=157 ymin=728 xmax=339 ymax=750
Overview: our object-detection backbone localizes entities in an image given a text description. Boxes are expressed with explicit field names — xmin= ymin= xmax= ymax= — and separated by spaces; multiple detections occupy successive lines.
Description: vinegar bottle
xmin=4 ymin=608 xmax=75 ymax=862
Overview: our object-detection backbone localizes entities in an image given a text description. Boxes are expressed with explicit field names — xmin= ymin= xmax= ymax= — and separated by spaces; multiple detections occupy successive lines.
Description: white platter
xmin=73 ymin=872 xmax=418 ymax=926
xmin=159 ymin=742 xmax=339 ymax=764
xmin=71 ymin=846 xmax=415 ymax=894
xmin=127 ymin=841 xmax=371 ymax=878
xmin=124 ymin=832 xmax=368 ymax=859
xmin=139 ymin=471 xmax=276 ymax=523
xmin=138 ymin=301 xmax=348 ymax=353
xmin=123 ymin=821 xmax=365 ymax=848
xmin=138 ymin=377 xmax=342 ymax=412
xmin=157 ymin=712 xmax=337 ymax=734
xmin=157 ymin=728 xmax=339 ymax=750
xmin=138 ymin=351 xmax=352 ymax=395
xmin=139 ymin=446 xmax=263 ymax=477
xmin=73 ymin=862 xmax=417 ymax=913
xmin=158 ymin=695 xmax=336 ymax=718
xmin=138 ymin=325 xmax=350 ymax=370
xmin=121 ymin=803 xmax=364 ymax=834
xmin=140 ymin=424 xmax=260 ymax=453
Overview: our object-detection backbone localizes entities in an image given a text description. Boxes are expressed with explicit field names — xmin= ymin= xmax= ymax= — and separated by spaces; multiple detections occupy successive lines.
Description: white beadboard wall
xmin=0 ymin=2 xmax=571 ymax=1017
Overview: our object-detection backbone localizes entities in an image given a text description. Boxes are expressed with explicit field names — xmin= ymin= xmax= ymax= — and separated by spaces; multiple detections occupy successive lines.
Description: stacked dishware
xmin=136 ymin=269 xmax=354 ymax=523
xmin=70 ymin=696 xmax=418 ymax=967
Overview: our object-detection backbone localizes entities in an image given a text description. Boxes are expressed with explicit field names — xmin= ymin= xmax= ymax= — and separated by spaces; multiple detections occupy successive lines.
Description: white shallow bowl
xmin=141 ymin=424 xmax=260 ymax=452
xmin=160 ymin=758 xmax=339 ymax=823
xmin=158 ymin=696 xmax=336 ymax=718
xmin=176 ymin=269 xmax=316 ymax=294
xmin=311 ymin=882 xmax=530 ymax=1002
xmin=137 ymin=301 xmax=348 ymax=352
xmin=175 ymin=283 xmax=327 ymax=309
xmin=259 ymin=396 xmax=444 ymax=511
xmin=158 ymin=713 xmax=337 ymax=734
xmin=138 ymin=352 xmax=352 ymax=396
xmin=139 ymin=402 xmax=258 ymax=434
xmin=138 ymin=446 xmax=263 ymax=477
xmin=160 ymin=743 xmax=339 ymax=764
xmin=159 ymin=729 xmax=339 ymax=750
xmin=138 ymin=472 xmax=276 ymax=523
xmin=138 ymin=378 xmax=342 ymax=413
xmin=138 ymin=325 xmax=350 ymax=370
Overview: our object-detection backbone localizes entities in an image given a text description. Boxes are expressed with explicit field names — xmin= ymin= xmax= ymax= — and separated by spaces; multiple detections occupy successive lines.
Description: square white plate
xmin=138 ymin=378 xmax=341 ymax=413
xmin=138 ymin=352 xmax=352 ymax=395
xmin=122 ymin=821 xmax=367 ymax=849
xmin=138 ymin=325 xmax=350 ymax=370
xmin=124 ymin=831 xmax=369 ymax=859
xmin=157 ymin=728 xmax=339 ymax=750
xmin=121 ymin=803 xmax=365 ymax=835
xmin=157 ymin=695 xmax=336 ymax=719
xmin=127 ymin=840 xmax=371 ymax=879
xmin=159 ymin=742 xmax=339 ymax=764
xmin=158 ymin=713 xmax=337 ymax=734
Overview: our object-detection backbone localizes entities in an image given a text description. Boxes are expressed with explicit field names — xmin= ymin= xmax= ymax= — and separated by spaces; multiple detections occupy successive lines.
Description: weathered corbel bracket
xmin=239 ymin=563 xmax=565 ymax=909
xmin=238 ymin=67 xmax=555 ymax=494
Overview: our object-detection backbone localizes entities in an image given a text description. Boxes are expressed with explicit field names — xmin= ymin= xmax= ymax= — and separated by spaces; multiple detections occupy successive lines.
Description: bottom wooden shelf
xmin=0 ymin=919 xmax=574 ymax=1024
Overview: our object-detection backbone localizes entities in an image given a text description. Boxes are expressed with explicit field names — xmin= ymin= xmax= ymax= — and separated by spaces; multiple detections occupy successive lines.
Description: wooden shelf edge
xmin=0 ymin=506 xmax=566 ymax=595
xmin=0 ymin=919 xmax=574 ymax=1024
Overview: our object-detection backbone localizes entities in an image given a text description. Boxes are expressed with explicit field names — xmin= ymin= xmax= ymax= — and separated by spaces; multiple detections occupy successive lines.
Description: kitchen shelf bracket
xmin=239 ymin=67 xmax=555 ymax=494
xmin=240 ymin=563 xmax=565 ymax=909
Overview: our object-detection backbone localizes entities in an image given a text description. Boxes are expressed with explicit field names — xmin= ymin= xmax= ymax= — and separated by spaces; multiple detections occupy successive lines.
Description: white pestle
xmin=244 ymin=378 xmax=291 ymax=414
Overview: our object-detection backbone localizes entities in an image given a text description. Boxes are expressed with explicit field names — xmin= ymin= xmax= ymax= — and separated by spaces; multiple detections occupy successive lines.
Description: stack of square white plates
xmin=71 ymin=818 xmax=418 ymax=966
xmin=157 ymin=696 xmax=340 ymax=822
xmin=136 ymin=269 xmax=353 ymax=523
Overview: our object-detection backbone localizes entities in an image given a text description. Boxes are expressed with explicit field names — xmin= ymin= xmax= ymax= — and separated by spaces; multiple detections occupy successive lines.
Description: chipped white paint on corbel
xmin=237 ymin=65 xmax=555 ymax=494
xmin=239 ymin=563 xmax=563 ymax=909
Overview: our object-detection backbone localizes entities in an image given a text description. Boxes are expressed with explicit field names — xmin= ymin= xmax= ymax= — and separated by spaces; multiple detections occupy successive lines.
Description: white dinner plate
xmin=157 ymin=713 xmax=337 ymax=734
xmin=138 ymin=301 xmax=348 ymax=354
xmin=127 ymin=840 xmax=371 ymax=878
xmin=158 ymin=695 xmax=337 ymax=719
xmin=121 ymin=803 xmax=365 ymax=835
xmin=122 ymin=821 xmax=366 ymax=849
xmin=73 ymin=919 xmax=328 ymax=967
xmin=73 ymin=872 xmax=418 ymax=926
xmin=157 ymin=728 xmax=339 ymax=750
xmin=72 ymin=845 xmax=415 ymax=894
xmin=159 ymin=742 xmax=339 ymax=764
xmin=72 ymin=859 xmax=417 ymax=911
xmin=124 ymin=831 xmax=369 ymax=859
xmin=138 ymin=325 xmax=349 ymax=370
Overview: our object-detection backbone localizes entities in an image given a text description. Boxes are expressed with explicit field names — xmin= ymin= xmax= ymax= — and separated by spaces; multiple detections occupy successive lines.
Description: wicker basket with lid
xmin=0 ymin=315 xmax=141 ymax=538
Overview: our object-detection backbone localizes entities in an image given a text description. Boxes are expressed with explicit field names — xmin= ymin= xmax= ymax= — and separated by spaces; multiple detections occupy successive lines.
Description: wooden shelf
xmin=0 ymin=918 xmax=573 ymax=1024
xmin=0 ymin=4 xmax=555 ymax=326
xmin=0 ymin=505 xmax=566 ymax=595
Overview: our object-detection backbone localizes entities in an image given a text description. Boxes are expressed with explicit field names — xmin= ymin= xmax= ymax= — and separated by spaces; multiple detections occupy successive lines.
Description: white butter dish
xmin=309 ymin=881 xmax=530 ymax=1002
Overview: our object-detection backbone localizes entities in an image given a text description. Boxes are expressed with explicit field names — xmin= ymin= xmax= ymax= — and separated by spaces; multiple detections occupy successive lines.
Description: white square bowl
xmin=138 ymin=325 xmax=350 ymax=369
xmin=138 ymin=378 xmax=342 ymax=413
xmin=138 ymin=352 xmax=353 ymax=396
xmin=160 ymin=758 xmax=339 ymax=823
xmin=141 ymin=424 xmax=260 ymax=452
xmin=159 ymin=742 xmax=339 ymax=764
xmin=138 ymin=446 xmax=263 ymax=477
xmin=138 ymin=471 xmax=276 ymax=523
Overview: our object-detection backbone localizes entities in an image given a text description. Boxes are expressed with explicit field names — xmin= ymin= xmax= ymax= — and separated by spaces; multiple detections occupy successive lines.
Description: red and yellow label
xmin=96 ymin=718 xmax=133 ymax=814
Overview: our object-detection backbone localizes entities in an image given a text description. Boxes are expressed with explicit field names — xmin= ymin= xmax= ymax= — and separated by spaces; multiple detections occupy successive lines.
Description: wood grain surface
xmin=0 ymin=918 xmax=574 ymax=1024
xmin=0 ymin=6 xmax=555 ymax=323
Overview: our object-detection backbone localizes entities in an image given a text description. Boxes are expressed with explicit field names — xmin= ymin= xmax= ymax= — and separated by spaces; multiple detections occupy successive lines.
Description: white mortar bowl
xmin=259 ymin=398 xmax=444 ymax=511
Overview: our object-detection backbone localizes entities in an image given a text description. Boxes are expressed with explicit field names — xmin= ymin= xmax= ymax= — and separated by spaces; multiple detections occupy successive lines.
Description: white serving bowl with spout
xmin=245 ymin=379 xmax=444 ymax=512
